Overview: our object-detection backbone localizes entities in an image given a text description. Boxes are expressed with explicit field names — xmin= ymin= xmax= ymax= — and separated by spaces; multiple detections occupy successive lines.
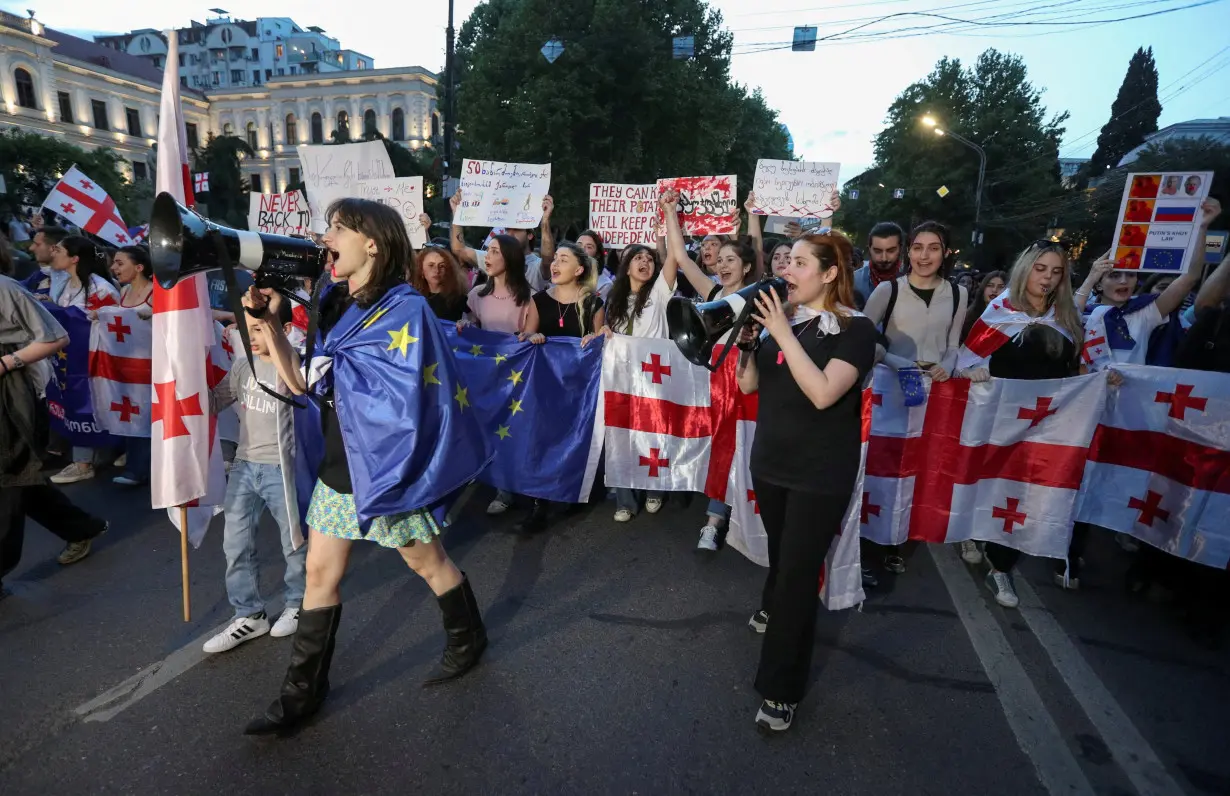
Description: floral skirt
xmin=306 ymin=479 xmax=442 ymax=548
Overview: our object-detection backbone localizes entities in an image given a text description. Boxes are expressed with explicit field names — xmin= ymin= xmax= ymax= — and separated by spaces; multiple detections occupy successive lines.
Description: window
xmin=249 ymin=173 xmax=262 ymax=194
xmin=336 ymin=110 xmax=349 ymax=137
xmin=220 ymin=28 xmax=233 ymax=44
xmin=125 ymin=107 xmax=141 ymax=136
xmin=431 ymin=113 xmax=439 ymax=139
xmin=178 ymin=54 xmax=184 ymax=66
xmin=391 ymin=108 xmax=404 ymax=141
xmin=133 ymin=162 xmax=148 ymax=182
xmin=57 ymin=91 xmax=73 ymax=123
xmin=289 ymin=66 xmax=297 ymax=75
xmin=212 ymin=72 xmax=220 ymax=86
xmin=277 ymin=68 xmax=285 ymax=76
xmin=14 ymin=68 xmax=36 ymax=109
xmin=275 ymin=44 xmax=283 ymax=58
xmin=151 ymin=56 xmax=162 ymax=69
xmin=92 ymin=99 xmax=109 ymax=130
xmin=289 ymin=167 xmax=300 ymax=186
xmin=310 ymin=112 xmax=322 ymax=143
xmin=223 ymin=122 xmax=234 ymax=136
xmin=230 ymin=69 xmax=243 ymax=83
xmin=253 ymin=70 xmax=260 ymax=84
xmin=246 ymin=121 xmax=258 ymax=150
xmin=186 ymin=122 xmax=199 ymax=149
xmin=265 ymin=69 xmax=272 ymax=80
xmin=363 ymin=109 xmax=376 ymax=136
xmin=357 ymin=59 xmax=366 ymax=69
xmin=251 ymin=47 xmax=259 ymax=60
xmin=180 ymin=76 xmax=187 ymax=88
xmin=285 ymin=113 xmax=297 ymax=143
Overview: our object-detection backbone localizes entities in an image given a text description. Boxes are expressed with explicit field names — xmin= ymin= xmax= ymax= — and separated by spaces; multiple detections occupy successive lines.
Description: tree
xmin=837 ymin=50 xmax=1068 ymax=270
xmin=453 ymin=0 xmax=792 ymax=227
xmin=192 ymin=133 xmax=254 ymax=229
xmin=0 ymin=129 xmax=142 ymax=224
xmin=1085 ymin=47 xmax=1161 ymax=178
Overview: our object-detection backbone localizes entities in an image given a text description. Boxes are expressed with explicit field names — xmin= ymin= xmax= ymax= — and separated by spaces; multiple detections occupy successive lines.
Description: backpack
xmin=878 ymin=277 xmax=963 ymax=351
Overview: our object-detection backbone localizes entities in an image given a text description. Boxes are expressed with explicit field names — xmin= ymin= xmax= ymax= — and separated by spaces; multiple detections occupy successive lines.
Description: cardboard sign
xmin=749 ymin=160 xmax=840 ymax=219
xmin=456 ymin=159 xmax=551 ymax=229
xmin=248 ymin=190 xmax=311 ymax=236
xmin=296 ymin=141 xmax=396 ymax=230
xmin=588 ymin=183 xmax=657 ymax=249
xmin=657 ymin=175 xmax=738 ymax=236
xmin=765 ymin=216 xmax=821 ymax=234
xmin=352 ymin=177 xmax=427 ymax=248
xmin=1112 ymin=171 xmax=1213 ymax=273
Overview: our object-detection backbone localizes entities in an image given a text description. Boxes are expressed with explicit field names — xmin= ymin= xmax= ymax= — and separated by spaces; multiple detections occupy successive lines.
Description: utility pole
xmin=442 ymin=0 xmax=456 ymax=189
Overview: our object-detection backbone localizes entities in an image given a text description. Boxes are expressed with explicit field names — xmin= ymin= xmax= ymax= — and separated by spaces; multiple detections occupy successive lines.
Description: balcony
xmin=287 ymin=50 xmax=322 ymax=65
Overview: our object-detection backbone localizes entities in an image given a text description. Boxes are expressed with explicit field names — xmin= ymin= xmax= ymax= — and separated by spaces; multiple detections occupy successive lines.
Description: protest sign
xmin=353 ymin=177 xmax=427 ymax=248
xmin=749 ymin=160 xmax=841 ymax=219
xmin=248 ymin=190 xmax=311 ymax=236
xmin=1111 ymin=171 xmax=1213 ymax=273
xmin=657 ymin=175 xmax=738 ymax=236
xmin=456 ymin=159 xmax=552 ymax=229
xmin=765 ymin=216 xmax=822 ymax=234
xmin=295 ymin=141 xmax=395 ymax=230
xmin=588 ymin=183 xmax=657 ymax=248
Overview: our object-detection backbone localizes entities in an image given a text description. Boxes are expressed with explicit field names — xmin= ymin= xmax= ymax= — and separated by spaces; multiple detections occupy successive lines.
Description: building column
xmin=256 ymin=108 xmax=270 ymax=150
xmin=296 ymin=99 xmax=308 ymax=143
xmin=0 ymin=51 xmax=14 ymax=111
xmin=377 ymin=95 xmax=390 ymax=139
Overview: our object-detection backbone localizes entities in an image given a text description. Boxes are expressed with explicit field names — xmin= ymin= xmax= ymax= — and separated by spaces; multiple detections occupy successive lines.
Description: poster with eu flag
xmin=44 ymin=305 xmax=115 ymax=448
xmin=444 ymin=324 xmax=606 ymax=503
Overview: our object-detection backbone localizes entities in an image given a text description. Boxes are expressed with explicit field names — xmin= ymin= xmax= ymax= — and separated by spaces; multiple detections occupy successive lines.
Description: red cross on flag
xmin=193 ymin=171 xmax=209 ymax=194
xmin=40 ymin=165 xmax=131 ymax=246
xmin=1076 ymin=365 xmax=1230 ymax=568
xmin=862 ymin=366 xmax=1107 ymax=559
xmin=87 ymin=307 xmax=152 ymax=437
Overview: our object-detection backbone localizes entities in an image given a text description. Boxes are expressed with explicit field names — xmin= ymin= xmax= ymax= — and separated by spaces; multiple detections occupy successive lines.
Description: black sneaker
xmin=756 ymin=700 xmax=796 ymax=733
xmin=884 ymin=554 xmax=906 ymax=574
xmin=862 ymin=567 xmax=879 ymax=588
xmin=748 ymin=610 xmax=769 ymax=634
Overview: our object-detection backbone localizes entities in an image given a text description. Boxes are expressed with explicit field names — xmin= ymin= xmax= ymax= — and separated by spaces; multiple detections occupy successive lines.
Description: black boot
xmin=514 ymin=499 xmax=549 ymax=535
xmin=423 ymin=576 xmax=487 ymax=687
xmin=243 ymin=604 xmax=342 ymax=735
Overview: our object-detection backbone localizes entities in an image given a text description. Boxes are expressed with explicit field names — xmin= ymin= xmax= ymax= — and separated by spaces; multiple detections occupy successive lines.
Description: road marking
xmin=73 ymin=622 xmax=228 ymax=723
xmin=928 ymin=546 xmax=1096 ymax=796
xmin=1015 ymin=577 xmax=1186 ymax=796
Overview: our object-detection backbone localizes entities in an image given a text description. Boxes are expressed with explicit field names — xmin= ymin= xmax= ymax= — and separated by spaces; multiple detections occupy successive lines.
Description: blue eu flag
xmin=444 ymin=324 xmax=605 ymax=503
xmin=294 ymin=284 xmax=492 ymax=529
xmin=44 ymin=305 xmax=115 ymax=448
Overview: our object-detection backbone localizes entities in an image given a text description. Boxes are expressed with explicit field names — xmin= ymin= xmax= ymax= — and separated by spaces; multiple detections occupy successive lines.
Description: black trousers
xmin=752 ymin=477 xmax=847 ymax=704
xmin=0 ymin=482 xmax=105 ymax=580
xmin=986 ymin=522 xmax=1090 ymax=575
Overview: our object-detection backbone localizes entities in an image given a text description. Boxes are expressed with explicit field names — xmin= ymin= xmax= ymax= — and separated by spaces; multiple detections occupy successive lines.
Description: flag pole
xmin=179 ymin=505 xmax=191 ymax=622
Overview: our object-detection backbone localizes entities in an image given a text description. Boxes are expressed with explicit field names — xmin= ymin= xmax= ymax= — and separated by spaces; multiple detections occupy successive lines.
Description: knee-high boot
xmin=423 ymin=575 xmax=487 ymax=687
xmin=244 ymin=604 xmax=343 ymax=735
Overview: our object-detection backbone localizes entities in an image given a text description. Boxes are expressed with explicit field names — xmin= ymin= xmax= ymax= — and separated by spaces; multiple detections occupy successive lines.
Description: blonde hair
xmin=1006 ymin=243 xmax=1083 ymax=350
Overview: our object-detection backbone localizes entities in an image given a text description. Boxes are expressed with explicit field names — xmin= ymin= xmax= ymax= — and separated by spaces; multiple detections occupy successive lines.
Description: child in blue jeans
xmin=202 ymin=299 xmax=306 ymax=654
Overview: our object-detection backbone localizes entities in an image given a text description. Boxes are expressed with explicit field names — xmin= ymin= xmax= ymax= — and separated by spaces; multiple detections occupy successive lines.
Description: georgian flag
xmin=41 ymin=166 xmax=132 ymax=246
xmin=957 ymin=291 xmax=1075 ymax=372
xmin=862 ymin=366 xmax=1107 ymax=559
xmin=1079 ymin=294 xmax=1160 ymax=372
xmin=88 ymin=307 xmax=152 ymax=437
xmin=1076 ymin=365 xmax=1230 ymax=568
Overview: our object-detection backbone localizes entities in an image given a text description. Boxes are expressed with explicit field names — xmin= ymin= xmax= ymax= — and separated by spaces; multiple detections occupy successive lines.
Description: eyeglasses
xmin=1031 ymin=239 xmax=1068 ymax=251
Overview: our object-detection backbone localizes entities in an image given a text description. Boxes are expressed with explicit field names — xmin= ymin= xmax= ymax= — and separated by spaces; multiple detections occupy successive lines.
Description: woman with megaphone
xmin=732 ymin=232 xmax=876 ymax=734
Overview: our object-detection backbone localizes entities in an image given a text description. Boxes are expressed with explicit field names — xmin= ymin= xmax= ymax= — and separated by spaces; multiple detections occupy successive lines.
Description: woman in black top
xmin=410 ymin=245 xmax=469 ymax=321
xmin=735 ymin=232 xmax=877 ymax=734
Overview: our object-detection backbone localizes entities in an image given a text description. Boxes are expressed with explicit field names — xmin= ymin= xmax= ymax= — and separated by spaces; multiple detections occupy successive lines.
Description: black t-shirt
xmin=1176 ymin=307 xmax=1230 ymax=373
xmin=427 ymin=291 xmax=468 ymax=322
xmin=533 ymin=290 xmax=605 ymax=338
xmin=988 ymin=325 xmax=1077 ymax=381
xmin=910 ymin=285 xmax=935 ymax=307
xmin=750 ymin=315 xmax=877 ymax=494
xmin=317 ymin=287 xmax=355 ymax=494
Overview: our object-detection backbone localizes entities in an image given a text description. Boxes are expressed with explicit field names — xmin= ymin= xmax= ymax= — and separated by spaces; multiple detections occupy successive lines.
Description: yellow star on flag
xmin=423 ymin=362 xmax=441 ymax=386
xmin=469 ymin=344 xmax=484 ymax=356
xmin=495 ymin=424 xmax=512 ymax=440
xmin=386 ymin=323 xmax=418 ymax=357
xmin=454 ymin=384 xmax=470 ymax=410
xmin=494 ymin=353 xmax=508 ymax=365
xmin=509 ymin=398 xmax=524 ymax=416
xmin=507 ymin=368 xmax=524 ymax=386
xmin=57 ymin=350 xmax=68 ymax=360
xmin=362 ymin=306 xmax=390 ymax=330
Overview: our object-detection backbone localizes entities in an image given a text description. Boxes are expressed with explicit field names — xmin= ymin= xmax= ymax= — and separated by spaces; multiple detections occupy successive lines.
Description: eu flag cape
xmin=294 ymin=284 xmax=492 ymax=530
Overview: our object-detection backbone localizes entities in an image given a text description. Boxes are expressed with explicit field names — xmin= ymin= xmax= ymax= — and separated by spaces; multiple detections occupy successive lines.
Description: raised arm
xmin=243 ymin=287 xmax=306 ymax=394
xmin=1195 ymin=255 xmax=1230 ymax=310
xmin=1157 ymin=198 xmax=1223 ymax=317
xmin=662 ymin=190 xmax=719 ymax=298
xmin=538 ymin=195 xmax=556 ymax=265
xmin=744 ymin=192 xmax=764 ymax=276
xmin=449 ymin=190 xmax=478 ymax=269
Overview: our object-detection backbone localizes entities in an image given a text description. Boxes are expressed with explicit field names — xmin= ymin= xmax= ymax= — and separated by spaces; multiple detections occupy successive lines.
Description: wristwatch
xmin=6 ymin=353 xmax=25 ymax=370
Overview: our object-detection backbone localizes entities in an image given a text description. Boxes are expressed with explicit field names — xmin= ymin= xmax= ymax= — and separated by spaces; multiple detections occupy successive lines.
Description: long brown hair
xmin=325 ymin=198 xmax=409 ymax=308
xmin=795 ymin=232 xmax=856 ymax=326
xmin=410 ymin=246 xmax=467 ymax=300
xmin=604 ymin=244 xmax=662 ymax=333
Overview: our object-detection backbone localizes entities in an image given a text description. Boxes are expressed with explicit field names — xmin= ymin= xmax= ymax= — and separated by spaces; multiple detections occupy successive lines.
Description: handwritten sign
xmin=749 ymin=159 xmax=840 ymax=219
xmin=295 ymin=141 xmax=395 ymax=231
xmin=1111 ymin=171 xmax=1212 ymax=273
xmin=456 ymin=159 xmax=551 ymax=229
xmin=588 ymin=184 xmax=657 ymax=249
xmin=247 ymin=190 xmax=311 ymax=236
xmin=353 ymin=177 xmax=427 ymax=248
xmin=657 ymin=175 xmax=738 ymax=236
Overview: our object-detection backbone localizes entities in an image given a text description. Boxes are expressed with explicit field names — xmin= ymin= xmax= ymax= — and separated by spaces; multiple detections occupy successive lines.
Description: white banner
xmin=296 ymin=141 xmax=396 ymax=230
xmin=456 ymin=159 xmax=551 ymax=229
xmin=588 ymin=183 xmax=657 ymax=249
xmin=749 ymin=159 xmax=841 ymax=219
xmin=248 ymin=190 xmax=311 ymax=236
xmin=353 ymin=177 xmax=427 ymax=248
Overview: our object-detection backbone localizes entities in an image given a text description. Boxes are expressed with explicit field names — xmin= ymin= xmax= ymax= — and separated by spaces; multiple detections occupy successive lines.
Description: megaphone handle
xmin=706 ymin=298 xmax=758 ymax=373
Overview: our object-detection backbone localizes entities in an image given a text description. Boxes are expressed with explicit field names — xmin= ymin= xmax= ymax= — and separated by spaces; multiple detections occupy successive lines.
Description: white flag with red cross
xmin=862 ymin=366 xmax=1107 ymax=559
xmin=1076 ymin=365 xmax=1230 ymax=568
xmin=41 ymin=165 xmax=132 ymax=246
xmin=88 ymin=307 xmax=152 ymax=437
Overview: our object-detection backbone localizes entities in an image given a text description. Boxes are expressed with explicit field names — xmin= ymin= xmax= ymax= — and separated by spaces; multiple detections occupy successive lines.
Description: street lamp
xmin=921 ymin=114 xmax=986 ymax=255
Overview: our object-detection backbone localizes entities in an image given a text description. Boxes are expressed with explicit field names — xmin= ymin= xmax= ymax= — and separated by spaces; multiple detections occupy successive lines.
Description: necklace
xmin=557 ymin=298 xmax=573 ymax=329
xmin=776 ymin=316 xmax=820 ymax=365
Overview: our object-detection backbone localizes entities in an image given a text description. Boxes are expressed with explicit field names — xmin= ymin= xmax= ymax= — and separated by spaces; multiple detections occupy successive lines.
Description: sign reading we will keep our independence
xmin=588 ymin=184 xmax=657 ymax=249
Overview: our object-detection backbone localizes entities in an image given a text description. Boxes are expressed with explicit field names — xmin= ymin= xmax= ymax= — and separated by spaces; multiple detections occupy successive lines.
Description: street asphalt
xmin=1 ymin=473 xmax=1227 ymax=795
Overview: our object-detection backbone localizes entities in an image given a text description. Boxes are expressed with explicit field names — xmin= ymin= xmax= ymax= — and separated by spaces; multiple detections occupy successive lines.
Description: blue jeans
xmin=222 ymin=460 xmax=306 ymax=618
xmin=706 ymin=497 xmax=731 ymax=523
xmin=121 ymin=437 xmax=151 ymax=482
xmin=615 ymin=488 xmax=663 ymax=514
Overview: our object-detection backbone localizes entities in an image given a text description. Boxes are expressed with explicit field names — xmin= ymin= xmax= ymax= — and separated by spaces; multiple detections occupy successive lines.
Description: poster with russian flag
xmin=1111 ymin=171 xmax=1213 ymax=274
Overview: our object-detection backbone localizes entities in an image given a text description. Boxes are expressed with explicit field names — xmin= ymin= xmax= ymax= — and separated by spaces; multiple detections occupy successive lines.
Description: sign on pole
xmin=588 ymin=183 xmax=657 ymax=249
xmin=1111 ymin=171 xmax=1213 ymax=273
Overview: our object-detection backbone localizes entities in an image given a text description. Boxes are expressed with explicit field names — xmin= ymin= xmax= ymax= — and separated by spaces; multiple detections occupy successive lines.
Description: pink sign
xmin=657 ymin=175 xmax=738 ymax=236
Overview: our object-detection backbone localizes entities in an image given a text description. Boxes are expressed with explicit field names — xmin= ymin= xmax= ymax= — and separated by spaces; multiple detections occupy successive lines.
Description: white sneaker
xmin=697 ymin=525 xmax=719 ymax=552
xmin=755 ymin=700 xmax=796 ymax=733
xmin=202 ymin=614 xmax=270 ymax=653
xmin=113 ymin=453 xmax=127 ymax=468
xmin=614 ymin=509 xmax=633 ymax=522
xmin=50 ymin=462 xmax=94 ymax=484
xmin=985 ymin=571 xmax=1019 ymax=608
xmin=486 ymin=498 xmax=510 ymax=515
xmin=645 ymin=498 xmax=663 ymax=514
xmin=112 ymin=474 xmax=141 ymax=486
xmin=960 ymin=540 xmax=983 ymax=565
xmin=270 ymin=607 xmax=300 ymax=638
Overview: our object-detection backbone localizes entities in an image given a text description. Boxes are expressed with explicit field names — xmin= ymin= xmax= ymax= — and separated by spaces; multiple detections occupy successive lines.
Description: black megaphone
xmin=667 ymin=276 xmax=788 ymax=371
xmin=148 ymin=191 xmax=326 ymax=292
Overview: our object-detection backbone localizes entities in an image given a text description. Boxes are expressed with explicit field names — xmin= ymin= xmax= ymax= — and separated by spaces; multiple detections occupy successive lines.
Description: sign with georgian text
xmin=456 ymin=159 xmax=552 ymax=229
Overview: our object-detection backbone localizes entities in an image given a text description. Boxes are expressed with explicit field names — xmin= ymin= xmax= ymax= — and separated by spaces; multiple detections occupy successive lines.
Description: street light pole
xmin=443 ymin=0 xmax=456 ymax=184
xmin=922 ymin=115 xmax=987 ymax=259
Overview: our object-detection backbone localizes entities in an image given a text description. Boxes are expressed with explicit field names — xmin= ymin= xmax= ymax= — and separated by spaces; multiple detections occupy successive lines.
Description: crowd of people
xmin=1 ymin=185 xmax=1226 ymax=737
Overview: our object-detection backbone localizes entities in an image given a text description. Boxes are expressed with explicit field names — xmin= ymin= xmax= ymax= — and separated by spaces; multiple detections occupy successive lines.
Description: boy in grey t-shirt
xmin=201 ymin=299 xmax=306 ymax=653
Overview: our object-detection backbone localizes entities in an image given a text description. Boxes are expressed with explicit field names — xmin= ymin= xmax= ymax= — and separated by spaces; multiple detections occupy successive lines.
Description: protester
xmin=449 ymin=190 xmax=556 ymax=292
xmin=242 ymin=198 xmax=491 ymax=736
xmin=202 ymin=298 xmax=306 ymax=654
xmin=24 ymin=225 xmax=68 ymax=295
xmin=961 ymin=270 xmax=1007 ymax=343
xmin=576 ymin=229 xmax=614 ymax=301
xmin=852 ymin=222 xmax=905 ymax=309
xmin=734 ymin=231 xmax=876 ymax=733
xmin=109 ymin=246 xmax=154 ymax=487
xmin=766 ymin=239 xmax=792 ymax=276
xmin=411 ymin=245 xmax=470 ymax=322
